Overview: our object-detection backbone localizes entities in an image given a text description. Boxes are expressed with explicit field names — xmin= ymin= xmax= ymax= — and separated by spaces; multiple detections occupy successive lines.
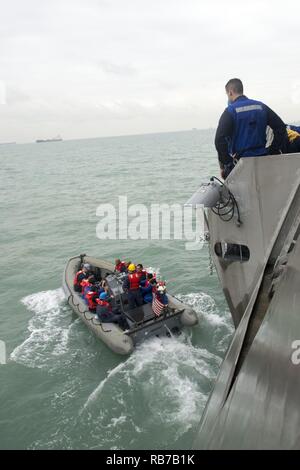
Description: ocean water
xmin=0 ymin=130 xmax=233 ymax=450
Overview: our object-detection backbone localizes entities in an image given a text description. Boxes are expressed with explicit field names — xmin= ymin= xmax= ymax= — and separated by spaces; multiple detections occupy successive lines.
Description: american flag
xmin=152 ymin=293 xmax=167 ymax=317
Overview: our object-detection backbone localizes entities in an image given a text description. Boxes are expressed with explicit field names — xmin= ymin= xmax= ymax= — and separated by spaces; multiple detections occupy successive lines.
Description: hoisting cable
xmin=210 ymin=176 xmax=242 ymax=225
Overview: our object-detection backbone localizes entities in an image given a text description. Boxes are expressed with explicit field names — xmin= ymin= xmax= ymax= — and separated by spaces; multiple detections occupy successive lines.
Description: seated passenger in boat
xmin=85 ymin=285 xmax=99 ymax=312
xmin=140 ymin=273 xmax=157 ymax=303
xmin=114 ymin=259 xmax=127 ymax=273
xmin=81 ymin=275 xmax=96 ymax=297
xmin=122 ymin=264 xmax=144 ymax=309
xmin=85 ymin=278 xmax=111 ymax=309
xmin=73 ymin=263 xmax=91 ymax=292
xmin=96 ymin=292 xmax=129 ymax=329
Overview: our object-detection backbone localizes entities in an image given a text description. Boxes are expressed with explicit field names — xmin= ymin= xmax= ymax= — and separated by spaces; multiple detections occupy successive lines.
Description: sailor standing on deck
xmin=215 ymin=78 xmax=287 ymax=179
xmin=122 ymin=263 xmax=144 ymax=309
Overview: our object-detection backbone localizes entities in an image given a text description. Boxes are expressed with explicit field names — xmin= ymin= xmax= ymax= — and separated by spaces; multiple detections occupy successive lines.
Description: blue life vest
xmin=227 ymin=97 xmax=268 ymax=157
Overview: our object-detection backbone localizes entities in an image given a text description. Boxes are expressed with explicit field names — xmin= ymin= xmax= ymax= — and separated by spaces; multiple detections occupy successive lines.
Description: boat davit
xmin=63 ymin=254 xmax=198 ymax=355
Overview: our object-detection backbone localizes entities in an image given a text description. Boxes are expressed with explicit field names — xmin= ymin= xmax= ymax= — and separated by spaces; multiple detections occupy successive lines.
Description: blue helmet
xmin=99 ymin=292 xmax=108 ymax=300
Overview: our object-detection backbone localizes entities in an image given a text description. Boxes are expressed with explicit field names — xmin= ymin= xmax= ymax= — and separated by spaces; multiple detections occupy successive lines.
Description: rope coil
xmin=210 ymin=176 xmax=242 ymax=225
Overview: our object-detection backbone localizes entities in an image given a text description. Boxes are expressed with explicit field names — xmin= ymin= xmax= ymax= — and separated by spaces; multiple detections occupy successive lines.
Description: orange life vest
xmin=80 ymin=278 xmax=91 ymax=294
xmin=86 ymin=290 xmax=98 ymax=310
xmin=74 ymin=270 xmax=84 ymax=287
xmin=128 ymin=272 xmax=141 ymax=290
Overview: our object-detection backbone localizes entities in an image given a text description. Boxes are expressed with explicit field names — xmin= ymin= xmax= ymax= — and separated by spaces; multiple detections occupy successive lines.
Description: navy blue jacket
xmin=140 ymin=283 xmax=154 ymax=303
xmin=215 ymin=95 xmax=287 ymax=168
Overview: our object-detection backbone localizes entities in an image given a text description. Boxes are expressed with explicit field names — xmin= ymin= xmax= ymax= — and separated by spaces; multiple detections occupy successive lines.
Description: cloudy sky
xmin=1 ymin=0 xmax=300 ymax=142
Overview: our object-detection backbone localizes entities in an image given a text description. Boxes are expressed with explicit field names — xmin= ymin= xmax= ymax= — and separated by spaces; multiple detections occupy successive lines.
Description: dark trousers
xmin=224 ymin=161 xmax=235 ymax=178
xmin=128 ymin=289 xmax=143 ymax=309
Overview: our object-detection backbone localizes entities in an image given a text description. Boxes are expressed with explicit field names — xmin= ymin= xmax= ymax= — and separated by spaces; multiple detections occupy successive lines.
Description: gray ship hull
xmin=192 ymin=153 xmax=300 ymax=449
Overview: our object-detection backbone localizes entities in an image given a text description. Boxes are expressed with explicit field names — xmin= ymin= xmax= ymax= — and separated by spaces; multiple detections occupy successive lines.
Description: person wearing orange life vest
xmin=122 ymin=263 xmax=144 ymax=309
xmin=85 ymin=285 xmax=99 ymax=312
xmin=114 ymin=259 xmax=127 ymax=273
xmin=73 ymin=263 xmax=91 ymax=292
xmin=96 ymin=292 xmax=129 ymax=329
xmin=80 ymin=275 xmax=96 ymax=296
xmin=84 ymin=277 xmax=107 ymax=305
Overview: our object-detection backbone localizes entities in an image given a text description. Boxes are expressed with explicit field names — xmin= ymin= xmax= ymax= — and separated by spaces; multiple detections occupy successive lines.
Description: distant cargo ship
xmin=36 ymin=135 xmax=62 ymax=143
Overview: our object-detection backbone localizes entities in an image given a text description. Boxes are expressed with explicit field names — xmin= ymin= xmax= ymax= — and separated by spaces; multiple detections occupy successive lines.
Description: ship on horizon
xmin=36 ymin=135 xmax=62 ymax=143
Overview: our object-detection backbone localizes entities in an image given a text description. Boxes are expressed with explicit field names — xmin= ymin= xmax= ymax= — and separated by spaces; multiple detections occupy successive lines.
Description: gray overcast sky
xmin=1 ymin=0 xmax=300 ymax=142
